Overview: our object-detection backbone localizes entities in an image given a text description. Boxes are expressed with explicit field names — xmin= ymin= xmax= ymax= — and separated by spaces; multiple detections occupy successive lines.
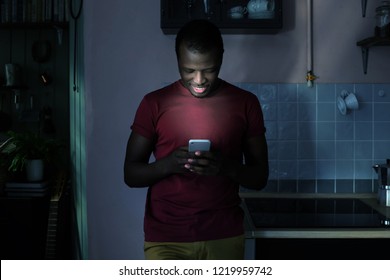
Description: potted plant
xmin=2 ymin=130 xmax=65 ymax=182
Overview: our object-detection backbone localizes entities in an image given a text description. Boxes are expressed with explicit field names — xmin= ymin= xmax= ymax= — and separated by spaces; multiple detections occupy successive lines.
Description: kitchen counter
xmin=240 ymin=192 xmax=390 ymax=239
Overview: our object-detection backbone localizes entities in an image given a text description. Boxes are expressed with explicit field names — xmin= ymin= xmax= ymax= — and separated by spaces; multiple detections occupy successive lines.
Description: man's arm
xmin=123 ymin=132 xmax=188 ymax=187
xmin=232 ymin=134 xmax=269 ymax=190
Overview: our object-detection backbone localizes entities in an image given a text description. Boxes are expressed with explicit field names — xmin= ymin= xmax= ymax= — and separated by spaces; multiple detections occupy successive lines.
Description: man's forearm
xmin=124 ymin=160 xmax=168 ymax=188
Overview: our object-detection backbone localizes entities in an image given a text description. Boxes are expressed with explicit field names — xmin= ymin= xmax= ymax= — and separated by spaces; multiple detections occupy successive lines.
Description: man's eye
xmin=183 ymin=69 xmax=194 ymax=73
xmin=205 ymin=68 xmax=217 ymax=73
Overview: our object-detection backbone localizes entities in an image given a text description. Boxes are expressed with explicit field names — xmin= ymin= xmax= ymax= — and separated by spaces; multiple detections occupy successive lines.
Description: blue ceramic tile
xmin=278 ymin=103 xmax=298 ymax=121
xmin=298 ymin=103 xmax=317 ymax=121
xmin=278 ymin=180 xmax=297 ymax=192
xmin=373 ymin=140 xmax=390 ymax=159
xmin=317 ymin=84 xmax=336 ymax=102
xmin=317 ymin=103 xmax=335 ymax=121
xmin=336 ymin=107 xmax=354 ymax=121
xmin=278 ymin=122 xmax=298 ymax=140
xmin=265 ymin=122 xmax=278 ymax=140
xmin=262 ymin=103 xmax=277 ymax=121
xmin=278 ymin=141 xmax=297 ymax=160
xmin=355 ymin=141 xmax=373 ymax=159
xmin=297 ymin=180 xmax=316 ymax=193
xmin=298 ymin=122 xmax=316 ymax=140
xmin=336 ymin=160 xmax=354 ymax=179
xmin=374 ymin=103 xmax=390 ymax=121
xmin=354 ymin=84 xmax=373 ymax=103
xmin=265 ymin=121 xmax=277 ymax=140
xmin=317 ymin=160 xmax=336 ymax=179
xmin=298 ymin=141 xmax=316 ymax=159
xmin=317 ymin=179 xmax=335 ymax=193
xmin=267 ymin=140 xmax=278 ymax=160
xmin=336 ymin=141 xmax=354 ymax=159
xmin=336 ymin=84 xmax=354 ymax=97
xmin=355 ymin=179 xmax=373 ymax=193
xmin=317 ymin=141 xmax=335 ymax=159
xmin=354 ymin=103 xmax=373 ymax=122
xmin=238 ymin=82 xmax=390 ymax=194
xmin=335 ymin=179 xmax=353 ymax=193
xmin=258 ymin=84 xmax=277 ymax=102
xmin=373 ymin=84 xmax=390 ymax=102
xmin=355 ymin=122 xmax=373 ymax=140
xmin=268 ymin=160 xmax=278 ymax=180
xmin=317 ymin=122 xmax=335 ymax=140
xmin=355 ymin=160 xmax=375 ymax=179
xmin=278 ymin=84 xmax=297 ymax=102
xmin=298 ymin=160 xmax=316 ymax=179
xmin=336 ymin=122 xmax=353 ymax=140
xmin=298 ymin=83 xmax=317 ymax=102
xmin=278 ymin=160 xmax=298 ymax=179
xmin=374 ymin=122 xmax=390 ymax=140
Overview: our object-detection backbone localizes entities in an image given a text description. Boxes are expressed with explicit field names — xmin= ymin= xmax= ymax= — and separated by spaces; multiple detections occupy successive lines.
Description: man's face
xmin=177 ymin=44 xmax=222 ymax=98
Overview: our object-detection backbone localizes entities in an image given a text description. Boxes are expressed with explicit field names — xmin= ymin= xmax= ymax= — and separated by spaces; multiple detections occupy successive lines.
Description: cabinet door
xmin=161 ymin=0 xmax=283 ymax=34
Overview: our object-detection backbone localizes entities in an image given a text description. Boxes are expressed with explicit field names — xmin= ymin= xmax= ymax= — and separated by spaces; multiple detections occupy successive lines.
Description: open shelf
xmin=356 ymin=36 xmax=390 ymax=74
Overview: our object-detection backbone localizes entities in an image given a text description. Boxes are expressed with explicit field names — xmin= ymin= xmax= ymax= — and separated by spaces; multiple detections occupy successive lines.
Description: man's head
xmin=175 ymin=20 xmax=224 ymax=98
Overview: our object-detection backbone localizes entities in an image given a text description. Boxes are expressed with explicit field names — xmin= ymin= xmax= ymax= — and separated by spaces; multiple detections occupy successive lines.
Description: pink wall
xmin=83 ymin=0 xmax=390 ymax=259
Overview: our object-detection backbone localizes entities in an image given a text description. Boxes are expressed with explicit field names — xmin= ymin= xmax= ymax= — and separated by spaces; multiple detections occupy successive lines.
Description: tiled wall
xmin=238 ymin=83 xmax=390 ymax=194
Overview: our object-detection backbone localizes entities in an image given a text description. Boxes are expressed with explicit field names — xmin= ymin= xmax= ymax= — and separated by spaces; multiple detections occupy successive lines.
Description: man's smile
xmin=192 ymin=86 xmax=207 ymax=94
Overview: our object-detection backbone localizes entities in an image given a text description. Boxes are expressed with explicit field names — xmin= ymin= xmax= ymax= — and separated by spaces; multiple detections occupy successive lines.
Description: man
xmin=124 ymin=19 xmax=269 ymax=260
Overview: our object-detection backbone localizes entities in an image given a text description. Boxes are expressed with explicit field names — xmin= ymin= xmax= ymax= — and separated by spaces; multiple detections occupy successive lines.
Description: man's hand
xmin=184 ymin=150 xmax=223 ymax=176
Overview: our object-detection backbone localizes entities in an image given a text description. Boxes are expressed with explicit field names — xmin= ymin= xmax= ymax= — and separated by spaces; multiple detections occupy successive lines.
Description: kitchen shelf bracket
xmin=361 ymin=0 xmax=367 ymax=17
xmin=360 ymin=47 xmax=369 ymax=75
xmin=356 ymin=36 xmax=390 ymax=74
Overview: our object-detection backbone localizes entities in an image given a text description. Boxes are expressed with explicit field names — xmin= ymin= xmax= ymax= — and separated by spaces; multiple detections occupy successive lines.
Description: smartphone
xmin=188 ymin=139 xmax=211 ymax=152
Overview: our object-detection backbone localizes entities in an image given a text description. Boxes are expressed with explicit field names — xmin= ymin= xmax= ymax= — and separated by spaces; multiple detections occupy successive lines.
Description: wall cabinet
xmin=161 ymin=0 xmax=283 ymax=34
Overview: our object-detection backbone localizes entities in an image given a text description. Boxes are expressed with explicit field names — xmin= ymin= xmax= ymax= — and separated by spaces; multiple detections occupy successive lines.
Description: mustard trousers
xmin=144 ymin=234 xmax=245 ymax=260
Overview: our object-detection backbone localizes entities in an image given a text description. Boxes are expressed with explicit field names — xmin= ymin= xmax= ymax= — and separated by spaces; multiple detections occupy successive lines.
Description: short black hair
xmin=175 ymin=20 xmax=224 ymax=61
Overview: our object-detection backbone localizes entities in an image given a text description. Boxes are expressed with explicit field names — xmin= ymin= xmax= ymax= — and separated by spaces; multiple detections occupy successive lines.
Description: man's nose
xmin=193 ymin=71 xmax=205 ymax=85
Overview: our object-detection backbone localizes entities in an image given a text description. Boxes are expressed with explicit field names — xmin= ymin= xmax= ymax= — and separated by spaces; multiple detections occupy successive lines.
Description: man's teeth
xmin=193 ymin=86 xmax=206 ymax=93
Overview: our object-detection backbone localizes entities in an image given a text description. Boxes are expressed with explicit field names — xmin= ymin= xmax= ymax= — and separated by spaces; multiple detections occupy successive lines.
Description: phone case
xmin=188 ymin=139 xmax=211 ymax=152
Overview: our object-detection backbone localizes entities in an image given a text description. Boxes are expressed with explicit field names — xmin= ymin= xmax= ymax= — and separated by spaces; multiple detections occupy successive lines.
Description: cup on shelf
xmin=228 ymin=6 xmax=247 ymax=19
xmin=337 ymin=90 xmax=359 ymax=115
xmin=247 ymin=0 xmax=274 ymax=14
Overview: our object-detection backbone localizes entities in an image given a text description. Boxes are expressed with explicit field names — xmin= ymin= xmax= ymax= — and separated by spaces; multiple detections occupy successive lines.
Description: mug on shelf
xmin=228 ymin=6 xmax=247 ymax=19
xmin=247 ymin=0 xmax=274 ymax=14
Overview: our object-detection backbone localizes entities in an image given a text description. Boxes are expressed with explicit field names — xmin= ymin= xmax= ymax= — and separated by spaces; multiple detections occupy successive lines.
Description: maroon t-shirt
xmin=131 ymin=80 xmax=265 ymax=242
